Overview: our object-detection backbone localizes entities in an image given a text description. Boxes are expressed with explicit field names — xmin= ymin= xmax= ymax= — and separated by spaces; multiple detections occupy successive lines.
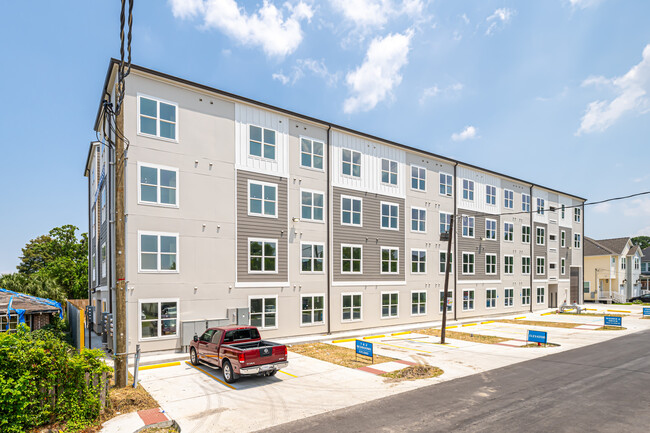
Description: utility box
xmin=226 ymin=308 xmax=250 ymax=325
xmin=180 ymin=318 xmax=229 ymax=352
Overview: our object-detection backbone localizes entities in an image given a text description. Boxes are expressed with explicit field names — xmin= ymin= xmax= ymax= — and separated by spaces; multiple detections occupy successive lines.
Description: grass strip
xmin=553 ymin=312 xmax=623 ymax=317
xmin=289 ymin=342 xmax=395 ymax=369
xmin=594 ymin=326 xmax=627 ymax=331
xmin=520 ymin=343 xmax=560 ymax=348
xmin=415 ymin=328 xmax=508 ymax=344
xmin=382 ymin=364 xmax=443 ymax=382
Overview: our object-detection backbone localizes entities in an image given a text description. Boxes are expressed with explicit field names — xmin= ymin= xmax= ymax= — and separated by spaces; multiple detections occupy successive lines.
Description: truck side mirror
xmin=193 ymin=335 xmax=199 ymax=342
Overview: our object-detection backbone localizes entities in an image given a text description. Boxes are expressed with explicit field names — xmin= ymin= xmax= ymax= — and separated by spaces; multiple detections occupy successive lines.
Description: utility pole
xmin=114 ymin=102 xmax=127 ymax=388
xmin=441 ymin=215 xmax=454 ymax=344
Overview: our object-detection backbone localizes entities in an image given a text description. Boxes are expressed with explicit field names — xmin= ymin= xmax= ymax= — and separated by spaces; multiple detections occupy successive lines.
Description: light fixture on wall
xmin=292 ymin=217 xmax=300 ymax=222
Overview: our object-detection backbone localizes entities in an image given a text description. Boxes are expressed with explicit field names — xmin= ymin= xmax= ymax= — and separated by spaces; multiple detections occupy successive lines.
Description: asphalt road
xmin=261 ymin=330 xmax=650 ymax=433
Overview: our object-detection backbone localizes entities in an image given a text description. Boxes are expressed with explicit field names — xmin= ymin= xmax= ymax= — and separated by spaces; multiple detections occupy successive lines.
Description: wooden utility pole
xmin=114 ymin=100 xmax=127 ymax=388
xmin=441 ymin=215 xmax=454 ymax=344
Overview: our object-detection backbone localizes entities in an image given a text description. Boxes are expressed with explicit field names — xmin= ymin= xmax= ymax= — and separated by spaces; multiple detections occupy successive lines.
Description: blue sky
xmin=1 ymin=0 xmax=649 ymax=274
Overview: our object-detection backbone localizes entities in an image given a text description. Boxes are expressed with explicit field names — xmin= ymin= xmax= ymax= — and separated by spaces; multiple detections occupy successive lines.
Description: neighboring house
xmin=641 ymin=246 xmax=650 ymax=292
xmin=583 ymin=237 xmax=644 ymax=302
xmin=85 ymin=59 xmax=586 ymax=354
xmin=0 ymin=288 xmax=63 ymax=332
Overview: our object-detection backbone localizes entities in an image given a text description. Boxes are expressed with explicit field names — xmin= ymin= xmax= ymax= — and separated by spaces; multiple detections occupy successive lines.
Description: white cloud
xmin=592 ymin=202 xmax=612 ymax=214
xmin=169 ymin=0 xmax=313 ymax=58
xmin=577 ymin=44 xmax=650 ymax=135
xmin=419 ymin=82 xmax=463 ymax=105
xmin=332 ymin=0 xmax=424 ymax=29
xmin=451 ymin=126 xmax=477 ymax=141
xmin=623 ymin=197 xmax=650 ymax=217
xmin=634 ymin=225 xmax=650 ymax=237
xmin=634 ymin=174 xmax=650 ymax=183
xmin=461 ymin=14 xmax=469 ymax=24
xmin=343 ymin=30 xmax=413 ymax=113
xmin=273 ymin=58 xmax=339 ymax=86
xmin=485 ymin=8 xmax=515 ymax=36
xmin=569 ymin=0 xmax=604 ymax=9
xmin=272 ymin=73 xmax=291 ymax=85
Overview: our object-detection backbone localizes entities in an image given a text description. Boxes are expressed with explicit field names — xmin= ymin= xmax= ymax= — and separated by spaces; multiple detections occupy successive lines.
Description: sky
xmin=1 ymin=0 xmax=649 ymax=274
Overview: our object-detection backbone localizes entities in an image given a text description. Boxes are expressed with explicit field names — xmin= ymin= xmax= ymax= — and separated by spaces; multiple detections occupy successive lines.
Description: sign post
xmin=604 ymin=316 xmax=622 ymax=327
xmin=355 ymin=340 xmax=374 ymax=364
xmin=527 ymin=330 xmax=548 ymax=347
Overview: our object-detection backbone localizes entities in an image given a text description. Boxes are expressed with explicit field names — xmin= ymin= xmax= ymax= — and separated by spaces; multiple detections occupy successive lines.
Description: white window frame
xmin=249 ymin=295 xmax=278 ymax=330
xmin=341 ymin=292 xmax=363 ymax=322
xmin=504 ymin=255 xmax=514 ymax=275
xmin=485 ymin=254 xmax=497 ymax=275
xmin=248 ymin=238 xmax=278 ymax=274
xmin=439 ymin=251 xmax=453 ymax=274
xmin=522 ymin=287 xmax=531 ymax=306
xmin=462 ymin=289 xmax=475 ymax=311
xmin=341 ymin=195 xmax=363 ymax=227
xmin=485 ymin=185 xmax=496 ymax=206
xmin=411 ymin=164 xmax=426 ymax=192
xmin=138 ymin=298 xmax=180 ymax=341
xmin=486 ymin=288 xmax=497 ymax=309
xmin=341 ymin=148 xmax=361 ymax=178
xmin=300 ymin=136 xmax=324 ymax=171
xmin=380 ymin=201 xmax=399 ymax=231
xmin=504 ymin=288 xmax=514 ymax=307
xmin=411 ymin=206 xmax=426 ymax=233
xmin=536 ymin=287 xmax=545 ymax=304
xmin=536 ymin=198 xmax=545 ymax=215
xmin=536 ymin=227 xmax=546 ymax=246
xmin=462 ymin=215 xmax=475 ymax=238
xmin=439 ymin=212 xmax=452 ymax=234
xmin=248 ymin=180 xmax=278 ymax=218
xmin=439 ymin=172 xmax=453 ymax=197
xmin=411 ymin=249 xmax=427 ymax=274
xmin=485 ymin=219 xmax=497 ymax=240
xmin=300 ymin=294 xmax=325 ymax=326
xmin=381 ymin=158 xmax=399 ymax=186
xmin=411 ymin=290 xmax=427 ymax=316
xmin=300 ymin=189 xmax=325 ymax=222
xmin=621 ymin=257 xmax=627 ymax=270
xmin=462 ymin=252 xmax=475 ymax=275
xmin=561 ymin=258 xmax=566 ymax=275
xmin=91 ymin=250 xmax=96 ymax=282
xmin=100 ymin=242 xmax=107 ymax=279
xmin=439 ymin=290 xmax=453 ymax=313
xmin=574 ymin=207 xmax=581 ymax=222
xmin=381 ymin=291 xmax=399 ymax=319
xmin=248 ymin=124 xmax=277 ymax=161
xmin=503 ymin=222 xmax=514 ymax=242
xmin=561 ymin=204 xmax=566 ymax=219
xmin=137 ymin=162 xmax=179 ymax=208
xmin=380 ymin=246 xmax=399 ymax=275
xmin=522 ymin=225 xmax=531 ymax=244
xmin=138 ymin=231 xmax=179 ymax=273
xmin=137 ymin=94 xmax=179 ymax=142
xmin=341 ymin=244 xmax=363 ymax=274
xmin=300 ymin=242 xmax=325 ymax=274
xmin=574 ymin=233 xmax=581 ymax=248
xmin=522 ymin=193 xmax=531 ymax=212
xmin=536 ymin=257 xmax=546 ymax=275
xmin=504 ymin=189 xmax=514 ymax=209
xmin=522 ymin=256 xmax=531 ymax=275
xmin=463 ymin=179 xmax=475 ymax=201
xmin=560 ymin=230 xmax=566 ymax=248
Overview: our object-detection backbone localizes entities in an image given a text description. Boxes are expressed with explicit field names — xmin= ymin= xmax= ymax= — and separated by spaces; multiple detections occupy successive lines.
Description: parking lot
xmin=134 ymin=306 xmax=650 ymax=432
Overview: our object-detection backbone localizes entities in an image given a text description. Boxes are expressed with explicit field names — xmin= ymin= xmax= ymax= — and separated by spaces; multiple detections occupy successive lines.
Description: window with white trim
xmin=301 ymin=190 xmax=324 ymax=221
xmin=139 ymin=96 xmax=177 ymax=140
xmin=621 ymin=257 xmax=627 ymax=270
xmin=634 ymin=257 xmax=640 ymax=270
xmin=249 ymin=125 xmax=276 ymax=160
xmin=412 ymin=291 xmax=426 ymax=315
xmin=522 ymin=256 xmax=531 ymax=275
xmin=381 ymin=202 xmax=399 ymax=230
xmin=561 ymin=258 xmax=566 ymax=275
xmin=301 ymin=138 xmax=324 ymax=169
xmin=536 ymin=287 xmax=545 ymax=304
xmin=462 ymin=215 xmax=475 ymax=238
xmin=574 ymin=207 xmax=581 ymax=222
xmin=485 ymin=219 xmax=497 ymax=240
xmin=140 ymin=233 xmax=178 ymax=272
xmin=249 ymin=181 xmax=277 ymax=217
xmin=486 ymin=289 xmax=497 ymax=308
xmin=504 ymin=288 xmax=513 ymax=307
xmin=485 ymin=254 xmax=497 ymax=275
xmin=536 ymin=227 xmax=545 ymax=245
xmin=439 ymin=251 xmax=453 ymax=274
xmin=411 ymin=165 xmax=426 ymax=191
xmin=342 ymin=293 xmax=362 ymax=321
xmin=249 ymin=239 xmax=277 ymax=273
xmin=536 ymin=257 xmax=545 ymax=275
xmin=91 ymin=251 xmax=96 ymax=282
xmin=536 ymin=198 xmax=545 ymax=215
xmin=463 ymin=179 xmax=475 ymax=201
xmin=504 ymin=222 xmax=514 ymax=241
xmin=250 ymin=297 xmax=277 ymax=329
xmin=462 ymin=252 xmax=475 ymax=275
xmin=522 ymin=288 xmax=531 ymax=305
xmin=341 ymin=245 xmax=362 ymax=273
xmin=522 ymin=225 xmax=531 ymax=243
xmin=101 ymin=243 xmax=107 ymax=278
xmin=522 ymin=193 xmax=531 ymax=212
xmin=462 ymin=289 xmax=475 ymax=311
xmin=574 ymin=233 xmax=581 ymax=248
xmin=100 ymin=187 xmax=106 ymax=223
xmin=411 ymin=249 xmax=426 ymax=273
xmin=561 ymin=204 xmax=565 ymax=219
xmin=140 ymin=300 xmax=178 ymax=339
xmin=439 ymin=290 xmax=453 ymax=313
xmin=439 ymin=173 xmax=453 ymax=196
xmin=342 ymin=149 xmax=361 ymax=177
xmin=301 ymin=243 xmax=324 ymax=273
xmin=560 ymin=230 xmax=566 ymax=247
xmin=504 ymin=189 xmax=514 ymax=209
xmin=440 ymin=212 xmax=452 ymax=234
xmin=301 ymin=295 xmax=324 ymax=325
xmin=381 ymin=159 xmax=398 ymax=186
xmin=485 ymin=185 xmax=496 ymax=205
xmin=341 ymin=196 xmax=362 ymax=226
xmin=411 ymin=207 xmax=426 ymax=232
xmin=139 ymin=164 xmax=178 ymax=206
xmin=381 ymin=292 xmax=399 ymax=318
xmin=504 ymin=255 xmax=514 ymax=274
xmin=381 ymin=247 xmax=399 ymax=274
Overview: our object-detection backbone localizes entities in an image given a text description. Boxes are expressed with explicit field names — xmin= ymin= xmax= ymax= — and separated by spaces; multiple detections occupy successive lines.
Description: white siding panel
xmin=533 ymin=189 xmax=549 ymax=224
xmin=456 ymin=166 xmax=501 ymax=215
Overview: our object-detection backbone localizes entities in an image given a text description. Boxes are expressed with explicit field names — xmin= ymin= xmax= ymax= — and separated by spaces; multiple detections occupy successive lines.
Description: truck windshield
xmin=223 ymin=328 xmax=261 ymax=343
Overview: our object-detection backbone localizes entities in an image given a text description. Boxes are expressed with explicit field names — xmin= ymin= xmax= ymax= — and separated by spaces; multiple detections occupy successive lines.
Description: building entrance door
xmin=548 ymin=284 xmax=558 ymax=308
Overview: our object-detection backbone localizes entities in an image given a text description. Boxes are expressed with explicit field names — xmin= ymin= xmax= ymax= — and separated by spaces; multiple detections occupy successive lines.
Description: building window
xmin=485 ymin=219 xmax=497 ymax=240
xmin=574 ymin=208 xmax=581 ymax=222
xmin=462 ymin=252 xmax=475 ymax=275
xmin=342 ymin=293 xmax=362 ymax=321
xmin=440 ymin=173 xmax=453 ymax=196
xmin=411 ymin=249 xmax=426 ymax=273
xmin=411 ymin=165 xmax=426 ymax=191
xmin=0 ymin=315 xmax=18 ymax=333
xmin=462 ymin=215 xmax=475 ymax=238
xmin=561 ymin=258 xmax=566 ymax=275
xmin=140 ymin=232 xmax=178 ymax=272
xmin=342 ymin=148 xmax=361 ymax=177
xmin=139 ymin=164 xmax=178 ymax=206
xmin=522 ymin=256 xmax=531 ymax=275
xmin=439 ymin=290 xmax=453 ymax=313
xmin=138 ymin=96 xmax=177 ymax=140
xmin=100 ymin=243 xmax=107 ymax=278
xmin=504 ymin=222 xmax=514 ymax=241
xmin=522 ymin=288 xmax=531 ymax=305
xmin=341 ymin=196 xmax=362 ymax=226
xmin=381 ymin=202 xmax=399 ymax=230
xmin=485 ymin=254 xmax=497 ymax=275
xmin=411 ymin=207 xmax=426 ymax=232
xmin=561 ymin=204 xmax=565 ymax=219
xmin=634 ymin=257 xmax=640 ymax=270
xmin=536 ymin=257 xmax=545 ymax=275
xmin=536 ymin=287 xmax=545 ymax=304
xmin=249 ymin=181 xmax=277 ymax=217
xmin=504 ymin=255 xmax=514 ymax=275
xmin=301 ymin=295 xmax=324 ymax=325
xmin=504 ymin=288 xmax=513 ymax=307
xmin=91 ymin=251 xmax=96 ymax=282
xmin=301 ymin=138 xmax=324 ymax=170
xmin=381 ymin=247 xmax=399 ymax=274
xmin=486 ymin=289 xmax=497 ymax=309
xmin=301 ymin=243 xmax=324 ymax=273
xmin=560 ymin=230 xmax=566 ymax=247
xmin=536 ymin=198 xmax=545 ymax=215
xmin=140 ymin=300 xmax=178 ymax=339
xmin=485 ymin=185 xmax=496 ymax=205
xmin=439 ymin=251 xmax=453 ymax=274
xmin=249 ymin=125 xmax=276 ymax=160
xmin=522 ymin=225 xmax=531 ymax=243
xmin=250 ymin=297 xmax=277 ymax=329
xmin=381 ymin=292 xmax=399 ymax=318
xmin=341 ymin=245 xmax=362 ymax=273
xmin=249 ymin=239 xmax=277 ymax=273
xmin=301 ymin=190 xmax=324 ymax=221
xmin=504 ymin=189 xmax=514 ymax=209
xmin=100 ymin=187 xmax=106 ymax=224
xmin=412 ymin=291 xmax=427 ymax=316
xmin=536 ymin=227 xmax=546 ymax=245
xmin=440 ymin=212 xmax=452 ymax=234
xmin=381 ymin=159 xmax=398 ymax=186
xmin=463 ymin=179 xmax=475 ymax=201
xmin=574 ymin=233 xmax=581 ymax=248
xmin=549 ymin=262 xmax=557 ymax=270
xmin=522 ymin=193 xmax=531 ymax=212
xmin=621 ymin=257 xmax=627 ymax=270
xmin=462 ymin=289 xmax=475 ymax=311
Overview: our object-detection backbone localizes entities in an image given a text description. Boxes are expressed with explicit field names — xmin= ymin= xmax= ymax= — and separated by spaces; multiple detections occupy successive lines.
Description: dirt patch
xmin=139 ymin=427 xmax=180 ymax=433
xmin=289 ymin=342 xmax=396 ymax=368
xmin=382 ymin=364 xmax=444 ymax=382
xmin=594 ymin=326 xmax=627 ymax=331
xmin=415 ymin=328 xmax=507 ymax=344
xmin=496 ymin=319 xmax=580 ymax=329
xmin=520 ymin=343 xmax=561 ymax=348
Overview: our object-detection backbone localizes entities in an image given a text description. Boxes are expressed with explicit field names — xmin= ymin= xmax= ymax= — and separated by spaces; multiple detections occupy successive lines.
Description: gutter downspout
xmin=326 ymin=125 xmax=332 ymax=335
xmin=529 ymin=184 xmax=534 ymax=313
xmin=453 ymin=162 xmax=458 ymax=321
xmin=581 ymin=202 xmax=585 ymax=304
xmin=87 ymin=163 xmax=92 ymax=350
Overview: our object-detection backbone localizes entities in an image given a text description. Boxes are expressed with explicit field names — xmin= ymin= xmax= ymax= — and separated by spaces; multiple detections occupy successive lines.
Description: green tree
xmin=0 ymin=273 xmax=66 ymax=304
xmin=631 ymin=236 xmax=650 ymax=250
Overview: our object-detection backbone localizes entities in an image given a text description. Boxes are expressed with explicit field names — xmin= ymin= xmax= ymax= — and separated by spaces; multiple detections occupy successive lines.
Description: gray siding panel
xmin=457 ymin=210 xmax=500 ymax=280
xmin=534 ymin=222 xmax=548 ymax=278
xmin=332 ymin=187 xmax=405 ymax=281
xmin=236 ymin=170 xmax=289 ymax=282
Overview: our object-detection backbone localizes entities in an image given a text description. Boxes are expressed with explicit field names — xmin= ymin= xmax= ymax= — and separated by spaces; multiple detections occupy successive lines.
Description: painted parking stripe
xmin=462 ymin=323 xmax=477 ymax=327
xmin=391 ymin=331 xmax=411 ymax=336
xmin=363 ymin=334 xmax=385 ymax=340
xmin=607 ymin=309 xmax=631 ymax=313
xmin=278 ymin=370 xmax=297 ymax=378
xmin=332 ymin=338 xmax=356 ymax=343
xmin=138 ymin=361 xmax=181 ymax=371
xmin=184 ymin=361 xmax=237 ymax=390
xmin=480 ymin=320 xmax=495 ymax=324
xmin=514 ymin=316 xmax=526 ymax=320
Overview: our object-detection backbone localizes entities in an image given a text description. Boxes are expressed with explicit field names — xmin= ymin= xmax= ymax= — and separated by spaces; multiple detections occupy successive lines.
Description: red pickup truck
xmin=189 ymin=325 xmax=288 ymax=383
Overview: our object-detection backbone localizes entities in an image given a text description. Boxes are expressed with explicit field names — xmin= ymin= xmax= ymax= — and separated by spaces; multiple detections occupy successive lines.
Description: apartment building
xmin=84 ymin=59 xmax=585 ymax=354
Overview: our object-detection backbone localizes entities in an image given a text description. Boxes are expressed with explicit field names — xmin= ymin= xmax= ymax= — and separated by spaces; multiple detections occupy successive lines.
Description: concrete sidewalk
xmin=99 ymin=407 xmax=177 ymax=432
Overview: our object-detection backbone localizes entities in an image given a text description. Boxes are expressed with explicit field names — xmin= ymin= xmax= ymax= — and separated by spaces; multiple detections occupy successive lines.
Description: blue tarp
xmin=0 ymin=288 xmax=63 ymax=325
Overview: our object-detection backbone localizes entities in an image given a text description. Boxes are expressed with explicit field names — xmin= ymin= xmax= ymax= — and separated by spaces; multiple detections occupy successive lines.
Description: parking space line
xmin=514 ymin=316 xmax=526 ymax=320
xmin=391 ymin=331 xmax=411 ymax=336
xmin=184 ymin=361 xmax=237 ymax=390
xmin=363 ymin=335 xmax=385 ymax=340
xmin=332 ymin=338 xmax=356 ymax=343
xmin=446 ymin=325 xmax=458 ymax=329
xmin=607 ymin=309 xmax=631 ymax=313
xmin=138 ymin=361 xmax=181 ymax=371
xmin=481 ymin=320 xmax=495 ymax=324
xmin=278 ymin=370 xmax=297 ymax=378
xmin=462 ymin=323 xmax=477 ymax=327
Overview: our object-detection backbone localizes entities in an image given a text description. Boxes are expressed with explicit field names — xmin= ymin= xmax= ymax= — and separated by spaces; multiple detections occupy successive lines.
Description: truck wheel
xmin=269 ymin=370 xmax=278 ymax=376
xmin=222 ymin=360 xmax=239 ymax=383
xmin=190 ymin=348 xmax=199 ymax=366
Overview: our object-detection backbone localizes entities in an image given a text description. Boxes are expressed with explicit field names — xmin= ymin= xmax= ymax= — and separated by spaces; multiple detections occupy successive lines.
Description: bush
xmin=0 ymin=324 xmax=111 ymax=432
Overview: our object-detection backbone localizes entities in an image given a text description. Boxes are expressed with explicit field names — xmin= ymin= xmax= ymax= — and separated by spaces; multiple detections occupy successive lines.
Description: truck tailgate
xmin=241 ymin=345 xmax=286 ymax=367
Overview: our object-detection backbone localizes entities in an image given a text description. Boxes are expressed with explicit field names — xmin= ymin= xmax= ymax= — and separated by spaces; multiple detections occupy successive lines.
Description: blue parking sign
xmin=643 ymin=307 xmax=650 ymax=316
xmin=527 ymin=330 xmax=547 ymax=344
xmin=604 ymin=316 xmax=622 ymax=327
xmin=356 ymin=340 xmax=373 ymax=358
